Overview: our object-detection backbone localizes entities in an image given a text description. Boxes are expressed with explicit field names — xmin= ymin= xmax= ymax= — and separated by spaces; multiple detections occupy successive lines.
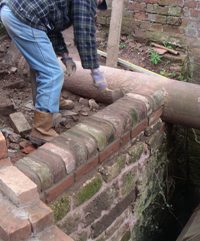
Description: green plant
xmin=162 ymin=40 xmax=174 ymax=49
xmin=149 ymin=49 xmax=162 ymax=65
xmin=119 ymin=42 xmax=127 ymax=49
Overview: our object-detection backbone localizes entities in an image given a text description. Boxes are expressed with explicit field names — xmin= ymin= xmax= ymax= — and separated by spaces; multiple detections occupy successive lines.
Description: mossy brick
xmin=82 ymin=116 xmax=116 ymax=144
xmin=52 ymin=136 xmax=87 ymax=167
xmin=146 ymin=130 xmax=164 ymax=153
xmin=0 ymin=131 xmax=7 ymax=159
xmin=127 ymin=143 xmax=145 ymax=164
xmin=99 ymin=155 xmax=126 ymax=182
xmin=75 ymin=123 xmax=107 ymax=151
xmin=16 ymin=157 xmax=53 ymax=191
xmin=126 ymin=93 xmax=152 ymax=115
xmin=121 ymin=230 xmax=131 ymax=241
xmin=62 ymin=128 xmax=97 ymax=158
xmin=116 ymin=97 xmax=147 ymax=124
xmin=58 ymin=211 xmax=82 ymax=234
xmin=50 ymin=194 xmax=71 ymax=222
xmin=74 ymin=174 xmax=103 ymax=206
xmin=41 ymin=142 xmax=76 ymax=174
xmin=144 ymin=119 xmax=162 ymax=136
xmin=168 ymin=6 xmax=181 ymax=16
xmin=94 ymin=107 xmax=130 ymax=137
xmin=29 ymin=149 xmax=66 ymax=183
xmin=71 ymin=230 xmax=88 ymax=241
xmin=111 ymin=103 xmax=138 ymax=129
xmin=121 ymin=170 xmax=136 ymax=197
xmin=146 ymin=89 xmax=166 ymax=111
xmin=91 ymin=190 xmax=135 ymax=238
xmin=83 ymin=186 xmax=117 ymax=226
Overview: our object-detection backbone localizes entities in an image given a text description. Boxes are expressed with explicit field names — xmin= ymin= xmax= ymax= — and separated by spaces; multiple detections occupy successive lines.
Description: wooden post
xmin=106 ymin=0 xmax=124 ymax=67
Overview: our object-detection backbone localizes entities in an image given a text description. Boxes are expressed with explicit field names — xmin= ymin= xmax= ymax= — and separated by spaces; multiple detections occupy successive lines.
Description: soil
xmin=0 ymin=27 xmax=186 ymax=164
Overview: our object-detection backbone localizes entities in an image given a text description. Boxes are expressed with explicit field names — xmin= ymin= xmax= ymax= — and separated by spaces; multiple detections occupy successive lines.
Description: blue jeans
xmin=0 ymin=5 xmax=64 ymax=113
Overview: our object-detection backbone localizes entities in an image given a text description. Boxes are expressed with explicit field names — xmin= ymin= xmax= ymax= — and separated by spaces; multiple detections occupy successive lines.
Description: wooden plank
xmin=106 ymin=0 xmax=124 ymax=67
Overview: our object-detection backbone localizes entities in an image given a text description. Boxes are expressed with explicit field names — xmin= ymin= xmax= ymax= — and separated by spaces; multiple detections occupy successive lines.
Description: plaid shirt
xmin=1 ymin=0 xmax=99 ymax=69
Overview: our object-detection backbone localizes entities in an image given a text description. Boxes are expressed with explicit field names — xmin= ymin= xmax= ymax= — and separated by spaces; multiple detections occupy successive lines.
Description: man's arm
xmin=72 ymin=0 xmax=99 ymax=70
xmin=47 ymin=31 xmax=76 ymax=76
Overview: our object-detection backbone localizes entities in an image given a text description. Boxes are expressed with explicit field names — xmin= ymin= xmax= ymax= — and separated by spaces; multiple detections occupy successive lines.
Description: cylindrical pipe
xmin=63 ymin=62 xmax=200 ymax=129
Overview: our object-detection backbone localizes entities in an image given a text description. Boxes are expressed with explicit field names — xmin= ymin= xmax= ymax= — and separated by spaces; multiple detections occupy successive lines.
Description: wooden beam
xmin=106 ymin=0 xmax=124 ymax=67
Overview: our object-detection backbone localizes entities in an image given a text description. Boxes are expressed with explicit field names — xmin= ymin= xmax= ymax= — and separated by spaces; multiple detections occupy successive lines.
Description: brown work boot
xmin=60 ymin=96 xmax=74 ymax=110
xmin=29 ymin=110 xmax=58 ymax=146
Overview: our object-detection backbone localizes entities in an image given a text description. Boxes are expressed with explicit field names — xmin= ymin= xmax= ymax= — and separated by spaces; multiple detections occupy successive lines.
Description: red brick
xmin=0 ymin=158 xmax=12 ymax=168
xmin=37 ymin=225 xmax=74 ymax=241
xmin=45 ymin=175 xmax=74 ymax=203
xmin=41 ymin=142 xmax=76 ymax=174
xmin=29 ymin=148 xmax=66 ymax=183
xmin=75 ymin=155 xmax=99 ymax=181
xmin=99 ymin=139 xmax=120 ymax=163
xmin=149 ymin=108 xmax=163 ymax=125
xmin=131 ymin=119 xmax=148 ymax=139
xmin=26 ymin=201 xmax=53 ymax=233
xmin=0 ymin=165 xmax=39 ymax=206
xmin=121 ymin=131 xmax=131 ymax=147
xmin=0 ymin=193 xmax=31 ymax=241
xmin=0 ymin=131 xmax=8 ymax=159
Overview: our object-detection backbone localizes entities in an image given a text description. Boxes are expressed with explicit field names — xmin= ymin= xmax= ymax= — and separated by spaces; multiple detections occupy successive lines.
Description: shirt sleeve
xmin=72 ymin=0 xmax=99 ymax=69
xmin=47 ymin=31 xmax=69 ymax=56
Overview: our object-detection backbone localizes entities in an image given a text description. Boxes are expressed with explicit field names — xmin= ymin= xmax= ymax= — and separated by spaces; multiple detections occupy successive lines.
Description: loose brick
xmin=0 ymin=131 xmax=8 ymax=160
xmin=0 ymin=165 xmax=39 ymax=206
xmin=16 ymin=157 xmax=53 ymax=191
xmin=63 ymin=127 xmax=98 ymax=158
xmin=99 ymin=139 xmax=120 ymax=163
xmin=52 ymin=136 xmax=87 ymax=167
xmin=45 ymin=175 xmax=74 ymax=203
xmin=0 ymin=193 xmax=31 ymax=241
xmin=36 ymin=225 xmax=74 ymax=241
xmin=26 ymin=201 xmax=53 ymax=233
xmin=41 ymin=142 xmax=76 ymax=174
xmin=75 ymin=155 xmax=99 ymax=182
xmin=0 ymin=99 xmax=15 ymax=116
xmin=9 ymin=112 xmax=31 ymax=135
xmin=29 ymin=149 xmax=66 ymax=183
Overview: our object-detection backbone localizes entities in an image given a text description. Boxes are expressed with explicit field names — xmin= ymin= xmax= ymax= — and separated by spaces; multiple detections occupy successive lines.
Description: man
xmin=0 ymin=0 xmax=108 ymax=145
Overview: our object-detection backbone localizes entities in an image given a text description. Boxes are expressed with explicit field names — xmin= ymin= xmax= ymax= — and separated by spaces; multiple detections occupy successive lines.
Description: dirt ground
xmin=0 ymin=27 xmax=186 ymax=163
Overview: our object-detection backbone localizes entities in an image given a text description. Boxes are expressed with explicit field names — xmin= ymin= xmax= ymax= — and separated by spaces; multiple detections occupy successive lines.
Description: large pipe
xmin=63 ymin=61 xmax=200 ymax=129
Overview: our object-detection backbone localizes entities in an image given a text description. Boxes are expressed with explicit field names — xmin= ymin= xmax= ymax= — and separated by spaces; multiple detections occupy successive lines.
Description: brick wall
xmin=0 ymin=90 xmax=176 ymax=241
xmin=99 ymin=0 xmax=200 ymax=84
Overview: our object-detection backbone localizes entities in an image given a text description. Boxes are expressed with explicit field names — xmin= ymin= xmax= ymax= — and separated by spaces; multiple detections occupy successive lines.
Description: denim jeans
xmin=0 ymin=5 xmax=64 ymax=113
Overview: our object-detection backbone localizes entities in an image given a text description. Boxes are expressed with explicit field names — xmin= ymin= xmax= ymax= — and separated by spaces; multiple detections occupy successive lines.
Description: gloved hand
xmin=61 ymin=54 xmax=76 ymax=76
xmin=91 ymin=68 xmax=109 ymax=91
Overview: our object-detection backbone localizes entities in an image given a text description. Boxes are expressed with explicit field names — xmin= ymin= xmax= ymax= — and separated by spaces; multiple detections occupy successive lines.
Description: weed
xmin=119 ymin=42 xmax=127 ymax=49
xmin=162 ymin=40 xmax=174 ymax=49
xmin=149 ymin=49 xmax=162 ymax=65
